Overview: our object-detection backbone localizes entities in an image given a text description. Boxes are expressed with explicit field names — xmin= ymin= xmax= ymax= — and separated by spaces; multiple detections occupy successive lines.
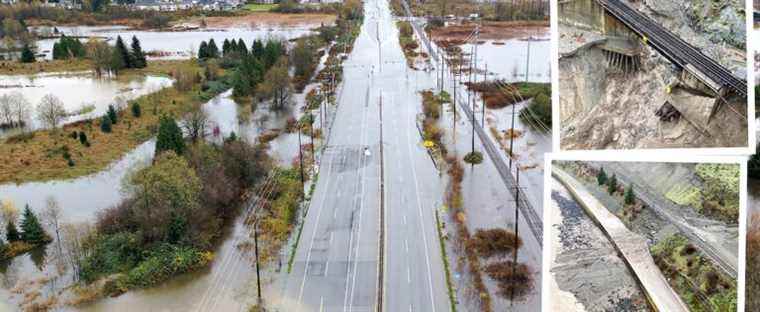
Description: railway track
xmin=588 ymin=163 xmax=738 ymax=279
xmin=456 ymin=96 xmax=544 ymax=246
xmin=599 ymin=0 xmax=746 ymax=97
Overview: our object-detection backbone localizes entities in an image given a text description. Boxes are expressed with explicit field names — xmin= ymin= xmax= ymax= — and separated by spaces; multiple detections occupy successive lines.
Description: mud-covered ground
xmin=558 ymin=0 xmax=747 ymax=150
xmin=549 ymin=179 xmax=651 ymax=312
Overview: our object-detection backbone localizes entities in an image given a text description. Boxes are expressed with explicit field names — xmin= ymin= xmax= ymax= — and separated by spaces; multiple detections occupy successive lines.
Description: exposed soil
xmin=183 ymin=12 xmax=336 ymax=29
xmin=558 ymin=0 xmax=747 ymax=150
xmin=559 ymin=38 xmax=747 ymax=149
xmin=429 ymin=21 xmax=548 ymax=43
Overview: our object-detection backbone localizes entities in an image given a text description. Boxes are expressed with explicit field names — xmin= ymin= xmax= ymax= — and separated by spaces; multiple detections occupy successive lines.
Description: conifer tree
xmin=207 ymin=39 xmax=219 ymax=58
xmin=155 ymin=115 xmax=185 ymax=156
xmin=100 ymin=115 xmax=112 ymax=133
xmin=198 ymin=41 xmax=208 ymax=59
xmin=130 ymin=36 xmax=147 ymax=68
xmin=597 ymin=167 xmax=607 ymax=185
xmin=624 ymin=185 xmax=635 ymax=205
xmin=608 ymin=174 xmax=618 ymax=195
xmin=6 ymin=220 xmax=19 ymax=242
xmin=107 ymin=104 xmax=118 ymax=124
xmin=115 ymin=35 xmax=132 ymax=68
xmin=20 ymin=44 xmax=35 ymax=63
xmin=20 ymin=205 xmax=49 ymax=245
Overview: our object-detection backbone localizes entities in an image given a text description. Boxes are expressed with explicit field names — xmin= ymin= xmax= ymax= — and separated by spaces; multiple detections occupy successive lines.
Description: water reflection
xmin=35 ymin=26 xmax=315 ymax=60
xmin=0 ymin=73 xmax=172 ymax=132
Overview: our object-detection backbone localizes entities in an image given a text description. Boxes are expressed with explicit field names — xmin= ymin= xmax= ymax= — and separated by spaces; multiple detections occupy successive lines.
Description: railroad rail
xmin=598 ymin=0 xmax=746 ymax=97
xmin=588 ymin=162 xmax=738 ymax=279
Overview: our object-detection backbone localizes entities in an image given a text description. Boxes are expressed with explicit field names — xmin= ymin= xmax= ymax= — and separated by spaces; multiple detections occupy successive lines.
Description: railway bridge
xmin=560 ymin=0 xmax=746 ymax=98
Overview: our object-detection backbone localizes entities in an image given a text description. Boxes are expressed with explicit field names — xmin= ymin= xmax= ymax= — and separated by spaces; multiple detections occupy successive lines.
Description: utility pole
xmin=525 ymin=31 xmax=531 ymax=83
xmin=508 ymin=93 xmax=516 ymax=170
xmin=297 ymin=129 xmax=305 ymax=194
xmin=253 ymin=217 xmax=262 ymax=304
xmin=309 ymin=116 xmax=315 ymax=164
xmin=482 ymin=62 xmax=487 ymax=126
xmin=510 ymin=169 xmax=520 ymax=305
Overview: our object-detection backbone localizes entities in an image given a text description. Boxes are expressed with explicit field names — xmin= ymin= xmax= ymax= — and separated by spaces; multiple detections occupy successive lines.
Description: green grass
xmin=651 ymin=234 xmax=737 ymax=312
xmin=435 ymin=210 xmax=458 ymax=312
xmin=244 ymin=3 xmax=277 ymax=12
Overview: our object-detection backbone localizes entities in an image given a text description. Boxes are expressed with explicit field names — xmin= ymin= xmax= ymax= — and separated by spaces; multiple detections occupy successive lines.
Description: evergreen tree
xmin=237 ymin=38 xmax=247 ymax=55
xmin=251 ymin=39 xmax=264 ymax=58
xmin=107 ymin=104 xmax=118 ymax=124
xmin=100 ymin=115 xmax=112 ymax=133
xmin=6 ymin=220 xmax=19 ymax=242
xmin=114 ymin=35 xmax=132 ymax=68
xmin=78 ymin=131 xmax=88 ymax=145
xmin=222 ymin=39 xmax=231 ymax=56
xmin=624 ymin=185 xmax=634 ymax=205
xmin=20 ymin=44 xmax=35 ymax=63
xmin=198 ymin=41 xmax=208 ymax=59
xmin=207 ymin=39 xmax=219 ymax=58
xmin=262 ymin=40 xmax=282 ymax=69
xmin=130 ymin=36 xmax=147 ymax=68
xmin=20 ymin=205 xmax=49 ymax=245
xmin=597 ymin=167 xmax=607 ymax=185
xmin=155 ymin=115 xmax=185 ymax=156
xmin=608 ymin=174 xmax=618 ymax=195
xmin=131 ymin=102 xmax=141 ymax=117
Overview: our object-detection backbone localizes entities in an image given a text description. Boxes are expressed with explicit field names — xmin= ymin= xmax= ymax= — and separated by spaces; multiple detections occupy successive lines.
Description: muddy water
xmin=35 ymin=26 xmax=315 ymax=60
xmin=0 ymin=72 xmax=172 ymax=132
xmin=460 ymin=34 xmax=551 ymax=83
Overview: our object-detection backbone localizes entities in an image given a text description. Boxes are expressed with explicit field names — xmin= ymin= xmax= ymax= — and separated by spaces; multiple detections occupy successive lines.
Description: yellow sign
xmin=423 ymin=140 xmax=435 ymax=148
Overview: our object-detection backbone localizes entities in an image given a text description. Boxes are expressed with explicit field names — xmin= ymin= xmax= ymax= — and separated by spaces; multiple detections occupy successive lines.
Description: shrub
xmin=131 ymin=102 xmax=141 ymax=118
xmin=120 ymin=244 xmax=212 ymax=289
xmin=78 ymin=131 xmax=88 ymax=146
xmin=607 ymin=174 xmax=617 ymax=195
xmin=470 ymin=228 xmax=522 ymax=258
xmin=107 ymin=105 xmax=118 ymax=124
xmin=463 ymin=151 xmax=483 ymax=165
xmin=100 ymin=116 xmax=112 ymax=133
xmin=624 ymin=185 xmax=634 ymax=205
xmin=484 ymin=261 xmax=533 ymax=299
xmin=596 ymin=167 xmax=607 ymax=185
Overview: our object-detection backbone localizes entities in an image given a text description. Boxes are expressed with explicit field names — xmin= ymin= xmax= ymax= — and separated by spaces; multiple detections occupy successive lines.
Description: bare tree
xmin=0 ymin=94 xmax=12 ymax=127
xmin=182 ymin=109 xmax=209 ymax=143
xmin=9 ymin=92 xmax=31 ymax=129
xmin=60 ymin=222 xmax=94 ymax=282
xmin=256 ymin=58 xmax=292 ymax=111
xmin=43 ymin=196 xmax=64 ymax=256
xmin=37 ymin=94 xmax=67 ymax=129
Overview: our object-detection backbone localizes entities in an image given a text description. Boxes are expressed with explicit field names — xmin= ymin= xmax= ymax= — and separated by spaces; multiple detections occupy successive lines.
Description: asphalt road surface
xmin=280 ymin=0 xmax=449 ymax=310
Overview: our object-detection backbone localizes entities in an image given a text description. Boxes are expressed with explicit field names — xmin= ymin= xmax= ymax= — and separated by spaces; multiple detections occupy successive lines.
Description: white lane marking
xmin=404 ymin=82 xmax=438 ymax=312
xmin=403 ymin=215 xmax=407 ymax=225
xmin=320 ymin=296 xmax=324 ymax=312
xmin=406 ymin=266 xmax=411 ymax=284
xmin=344 ymin=84 xmax=371 ymax=312
xmin=297 ymin=134 xmax=338 ymax=307
xmin=404 ymin=239 xmax=409 ymax=254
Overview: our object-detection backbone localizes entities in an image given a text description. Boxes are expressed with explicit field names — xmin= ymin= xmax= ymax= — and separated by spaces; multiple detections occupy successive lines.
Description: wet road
xmin=280 ymin=0 xmax=448 ymax=310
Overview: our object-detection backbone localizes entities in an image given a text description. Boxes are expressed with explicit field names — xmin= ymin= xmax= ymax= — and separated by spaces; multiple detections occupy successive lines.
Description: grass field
xmin=243 ymin=3 xmax=277 ymax=12
xmin=0 ymin=60 xmax=218 ymax=184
